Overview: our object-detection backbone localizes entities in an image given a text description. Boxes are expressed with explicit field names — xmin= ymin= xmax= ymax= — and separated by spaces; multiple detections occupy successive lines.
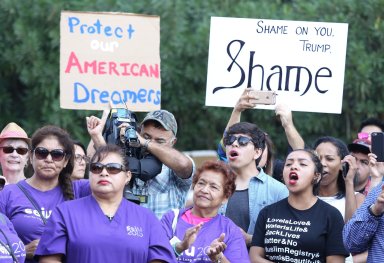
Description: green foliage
xmin=0 ymin=0 xmax=383 ymax=158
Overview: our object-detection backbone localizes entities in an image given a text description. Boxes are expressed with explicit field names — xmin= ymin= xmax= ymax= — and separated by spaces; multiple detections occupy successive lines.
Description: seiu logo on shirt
xmin=24 ymin=208 xmax=52 ymax=219
xmin=126 ymin=226 xmax=143 ymax=237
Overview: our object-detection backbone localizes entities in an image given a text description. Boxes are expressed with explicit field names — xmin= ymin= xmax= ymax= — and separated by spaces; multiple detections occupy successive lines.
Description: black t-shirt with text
xmin=252 ymin=198 xmax=348 ymax=263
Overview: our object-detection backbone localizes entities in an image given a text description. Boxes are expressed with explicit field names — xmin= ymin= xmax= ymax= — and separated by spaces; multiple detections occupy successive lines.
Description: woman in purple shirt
xmin=0 ymin=125 xmax=90 ymax=263
xmin=36 ymin=144 xmax=175 ymax=263
xmin=161 ymin=160 xmax=249 ymax=263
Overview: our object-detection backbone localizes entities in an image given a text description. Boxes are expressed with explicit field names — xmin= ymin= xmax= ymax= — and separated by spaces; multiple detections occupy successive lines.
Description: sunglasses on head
xmin=0 ymin=146 xmax=29 ymax=155
xmin=223 ymin=135 xmax=253 ymax=146
xmin=90 ymin=162 xmax=125 ymax=175
xmin=34 ymin=147 xmax=66 ymax=162
xmin=358 ymin=132 xmax=370 ymax=140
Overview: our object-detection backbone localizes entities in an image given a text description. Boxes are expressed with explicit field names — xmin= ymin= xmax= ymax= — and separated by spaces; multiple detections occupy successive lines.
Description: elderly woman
xmin=161 ymin=160 xmax=249 ymax=263
xmin=0 ymin=122 xmax=30 ymax=184
xmin=35 ymin=144 xmax=175 ymax=263
xmin=250 ymin=149 xmax=349 ymax=263
xmin=0 ymin=125 xmax=90 ymax=263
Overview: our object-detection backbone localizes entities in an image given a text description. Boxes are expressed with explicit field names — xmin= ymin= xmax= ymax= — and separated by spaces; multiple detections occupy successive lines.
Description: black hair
xmin=286 ymin=149 xmax=323 ymax=195
xmin=359 ymin=117 xmax=384 ymax=132
xmin=31 ymin=125 xmax=74 ymax=200
xmin=226 ymin=122 xmax=266 ymax=166
xmin=72 ymin=139 xmax=89 ymax=179
xmin=313 ymin=136 xmax=348 ymax=198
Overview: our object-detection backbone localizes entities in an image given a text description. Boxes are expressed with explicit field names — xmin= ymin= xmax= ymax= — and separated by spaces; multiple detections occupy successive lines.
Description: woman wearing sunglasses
xmin=0 ymin=125 xmax=91 ymax=263
xmin=161 ymin=160 xmax=249 ymax=263
xmin=0 ymin=122 xmax=30 ymax=185
xmin=35 ymin=144 xmax=175 ymax=263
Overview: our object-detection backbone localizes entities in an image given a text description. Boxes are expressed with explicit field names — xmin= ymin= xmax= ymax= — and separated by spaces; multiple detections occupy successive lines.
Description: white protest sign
xmin=60 ymin=11 xmax=161 ymax=111
xmin=206 ymin=17 xmax=348 ymax=114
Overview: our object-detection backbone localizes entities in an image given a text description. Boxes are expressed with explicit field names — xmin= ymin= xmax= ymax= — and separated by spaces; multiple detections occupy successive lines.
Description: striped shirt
xmin=343 ymin=182 xmax=384 ymax=262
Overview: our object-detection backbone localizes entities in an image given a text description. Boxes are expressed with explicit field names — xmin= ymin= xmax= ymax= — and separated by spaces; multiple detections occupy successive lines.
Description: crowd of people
xmin=0 ymin=89 xmax=383 ymax=262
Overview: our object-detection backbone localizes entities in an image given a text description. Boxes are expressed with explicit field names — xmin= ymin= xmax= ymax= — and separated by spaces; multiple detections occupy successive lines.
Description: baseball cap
xmin=0 ymin=122 xmax=30 ymax=145
xmin=142 ymin=110 xmax=178 ymax=136
xmin=348 ymin=138 xmax=371 ymax=154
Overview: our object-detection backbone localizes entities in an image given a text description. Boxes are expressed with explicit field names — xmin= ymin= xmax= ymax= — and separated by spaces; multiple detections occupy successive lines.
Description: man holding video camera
xmin=87 ymin=109 xmax=195 ymax=219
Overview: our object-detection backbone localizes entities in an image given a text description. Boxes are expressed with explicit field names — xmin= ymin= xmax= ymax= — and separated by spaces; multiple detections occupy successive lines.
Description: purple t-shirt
xmin=35 ymin=195 xmax=176 ymax=263
xmin=0 ymin=213 xmax=26 ymax=263
xmin=0 ymin=179 xmax=90 ymax=263
xmin=161 ymin=208 xmax=250 ymax=263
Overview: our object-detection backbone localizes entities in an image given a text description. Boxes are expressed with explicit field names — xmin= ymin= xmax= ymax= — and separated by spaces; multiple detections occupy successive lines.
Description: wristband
xmin=368 ymin=204 xmax=384 ymax=218
xmin=170 ymin=236 xmax=182 ymax=257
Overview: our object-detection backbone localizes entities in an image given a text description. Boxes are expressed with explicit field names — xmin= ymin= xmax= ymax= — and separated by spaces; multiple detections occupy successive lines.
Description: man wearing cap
xmin=348 ymin=139 xmax=372 ymax=195
xmin=0 ymin=122 xmax=30 ymax=185
xmin=348 ymin=138 xmax=384 ymax=196
xmin=87 ymin=109 xmax=194 ymax=219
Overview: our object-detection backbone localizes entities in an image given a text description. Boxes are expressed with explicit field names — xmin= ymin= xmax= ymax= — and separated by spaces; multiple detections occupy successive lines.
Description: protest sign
xmin=206 ymin=17 xmax=348 ymax=114
xmin=60 ymin=11 xmax=160 ymax=111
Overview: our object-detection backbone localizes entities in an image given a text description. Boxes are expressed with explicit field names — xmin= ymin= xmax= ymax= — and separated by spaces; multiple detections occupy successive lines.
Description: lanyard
xmin=0 ymin=229 xmax=18 ymax=263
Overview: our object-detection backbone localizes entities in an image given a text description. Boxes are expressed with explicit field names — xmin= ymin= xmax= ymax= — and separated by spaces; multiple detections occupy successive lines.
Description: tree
xmin=0 ymin=0 xmax=383 ymax=157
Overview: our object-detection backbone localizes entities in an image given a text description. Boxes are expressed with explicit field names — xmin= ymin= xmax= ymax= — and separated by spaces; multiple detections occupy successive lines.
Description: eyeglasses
xmin=90 ymin=162 xmax=126 ymax=175
xmin=358 ymin=132 xmax=370 ymax=140
xmin=34 ymin=147 xmax=66 ymax=162
xmin=0 ymin=146 xmax=29 ymax=155
xmin=75 ymin=154 xmax=90 ymax=164
xmin=223 ymin=135 xmax=253 ymax=146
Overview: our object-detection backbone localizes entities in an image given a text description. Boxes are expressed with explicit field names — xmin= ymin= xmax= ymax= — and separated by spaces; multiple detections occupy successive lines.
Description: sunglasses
xmin=90 ymin=162 xmax=126 ymax=175
xmin=358 ymin=132 xmax=370 ymax=140
xmin=34 ymin=147 xmax=66 ymax=162
xmin=223 ymin=135 xmax=253 ymax=146
xmin=75 ymin=154 xmax=90 ymax=164
xmin=0 ymin=146 xmax=29 ymax=155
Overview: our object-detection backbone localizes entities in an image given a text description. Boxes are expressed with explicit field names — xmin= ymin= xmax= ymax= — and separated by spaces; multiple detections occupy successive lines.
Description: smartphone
xmin=342 ymin=163 xmax=349 ymax=178
xmin=371 ymin=132 xmax=384 ymax=162
xmin=248 ymin=90 xmax=276 ymax=105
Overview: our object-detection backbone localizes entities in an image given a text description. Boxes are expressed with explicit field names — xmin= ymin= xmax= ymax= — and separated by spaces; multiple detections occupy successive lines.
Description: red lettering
xmin=131 ymin=63 xmax=139 ymax=76
xmin=140 ymin=64 xmax=149 ymax=77
xmin=65 ymin=52 xmax=83 ymax=73
xmin=109 ymin=62 xmax=120 ymax=76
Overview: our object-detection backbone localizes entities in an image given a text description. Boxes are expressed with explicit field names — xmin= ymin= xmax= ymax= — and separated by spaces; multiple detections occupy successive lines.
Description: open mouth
xmin=288 ymin=172 xmax=299 ymax=184
xmin=228 ymin=150 xmax=239 ymax=159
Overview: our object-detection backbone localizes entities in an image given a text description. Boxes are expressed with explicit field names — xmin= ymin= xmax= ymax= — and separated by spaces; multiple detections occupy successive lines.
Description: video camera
xmin=102 ymin=108 xmax=162 ymax=204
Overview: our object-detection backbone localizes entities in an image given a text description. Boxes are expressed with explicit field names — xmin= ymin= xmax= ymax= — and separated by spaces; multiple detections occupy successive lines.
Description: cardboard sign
xmin=206 ymin=17 xmax=349 ymax=114
xmin=60 ymin=11 xmax=161 ymax=111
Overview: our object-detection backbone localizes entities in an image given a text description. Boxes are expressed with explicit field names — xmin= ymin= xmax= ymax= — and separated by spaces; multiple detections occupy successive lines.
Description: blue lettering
xmin=148 ymin=89 xmax=154 ymax=102
xmin=68 ymin=17 xmax=80 ymax=33
xmin=99 ymin=91 xmax=109 ymax=103
xmin=123 ymin=90 xmax=137 ymax=103
xmin=154 ymin=91 xmax=161 ymax=105
xmin=104 ymin=26 xmax=112 ymax=37
xmin=74 ymin=82 xmax=89 ymax=102
xmin=72 ymin=82 xmax=158 ymax=105
xmin=111 ymin=91 xmax=123 ymax=104
xmin=91 ymin=89 xmax=101 ymax=103
xmin=137 ymin=88 xmax=147 ymax=103
xmin=115 ymin=27 xmax=123 ymax=38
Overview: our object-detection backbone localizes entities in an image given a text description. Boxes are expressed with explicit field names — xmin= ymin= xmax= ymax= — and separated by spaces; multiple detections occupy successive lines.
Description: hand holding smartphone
xmin=371 ymin=132 xmax=384 ymax=162
xmin=248 ymin=90 xmax=276 ymax=105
